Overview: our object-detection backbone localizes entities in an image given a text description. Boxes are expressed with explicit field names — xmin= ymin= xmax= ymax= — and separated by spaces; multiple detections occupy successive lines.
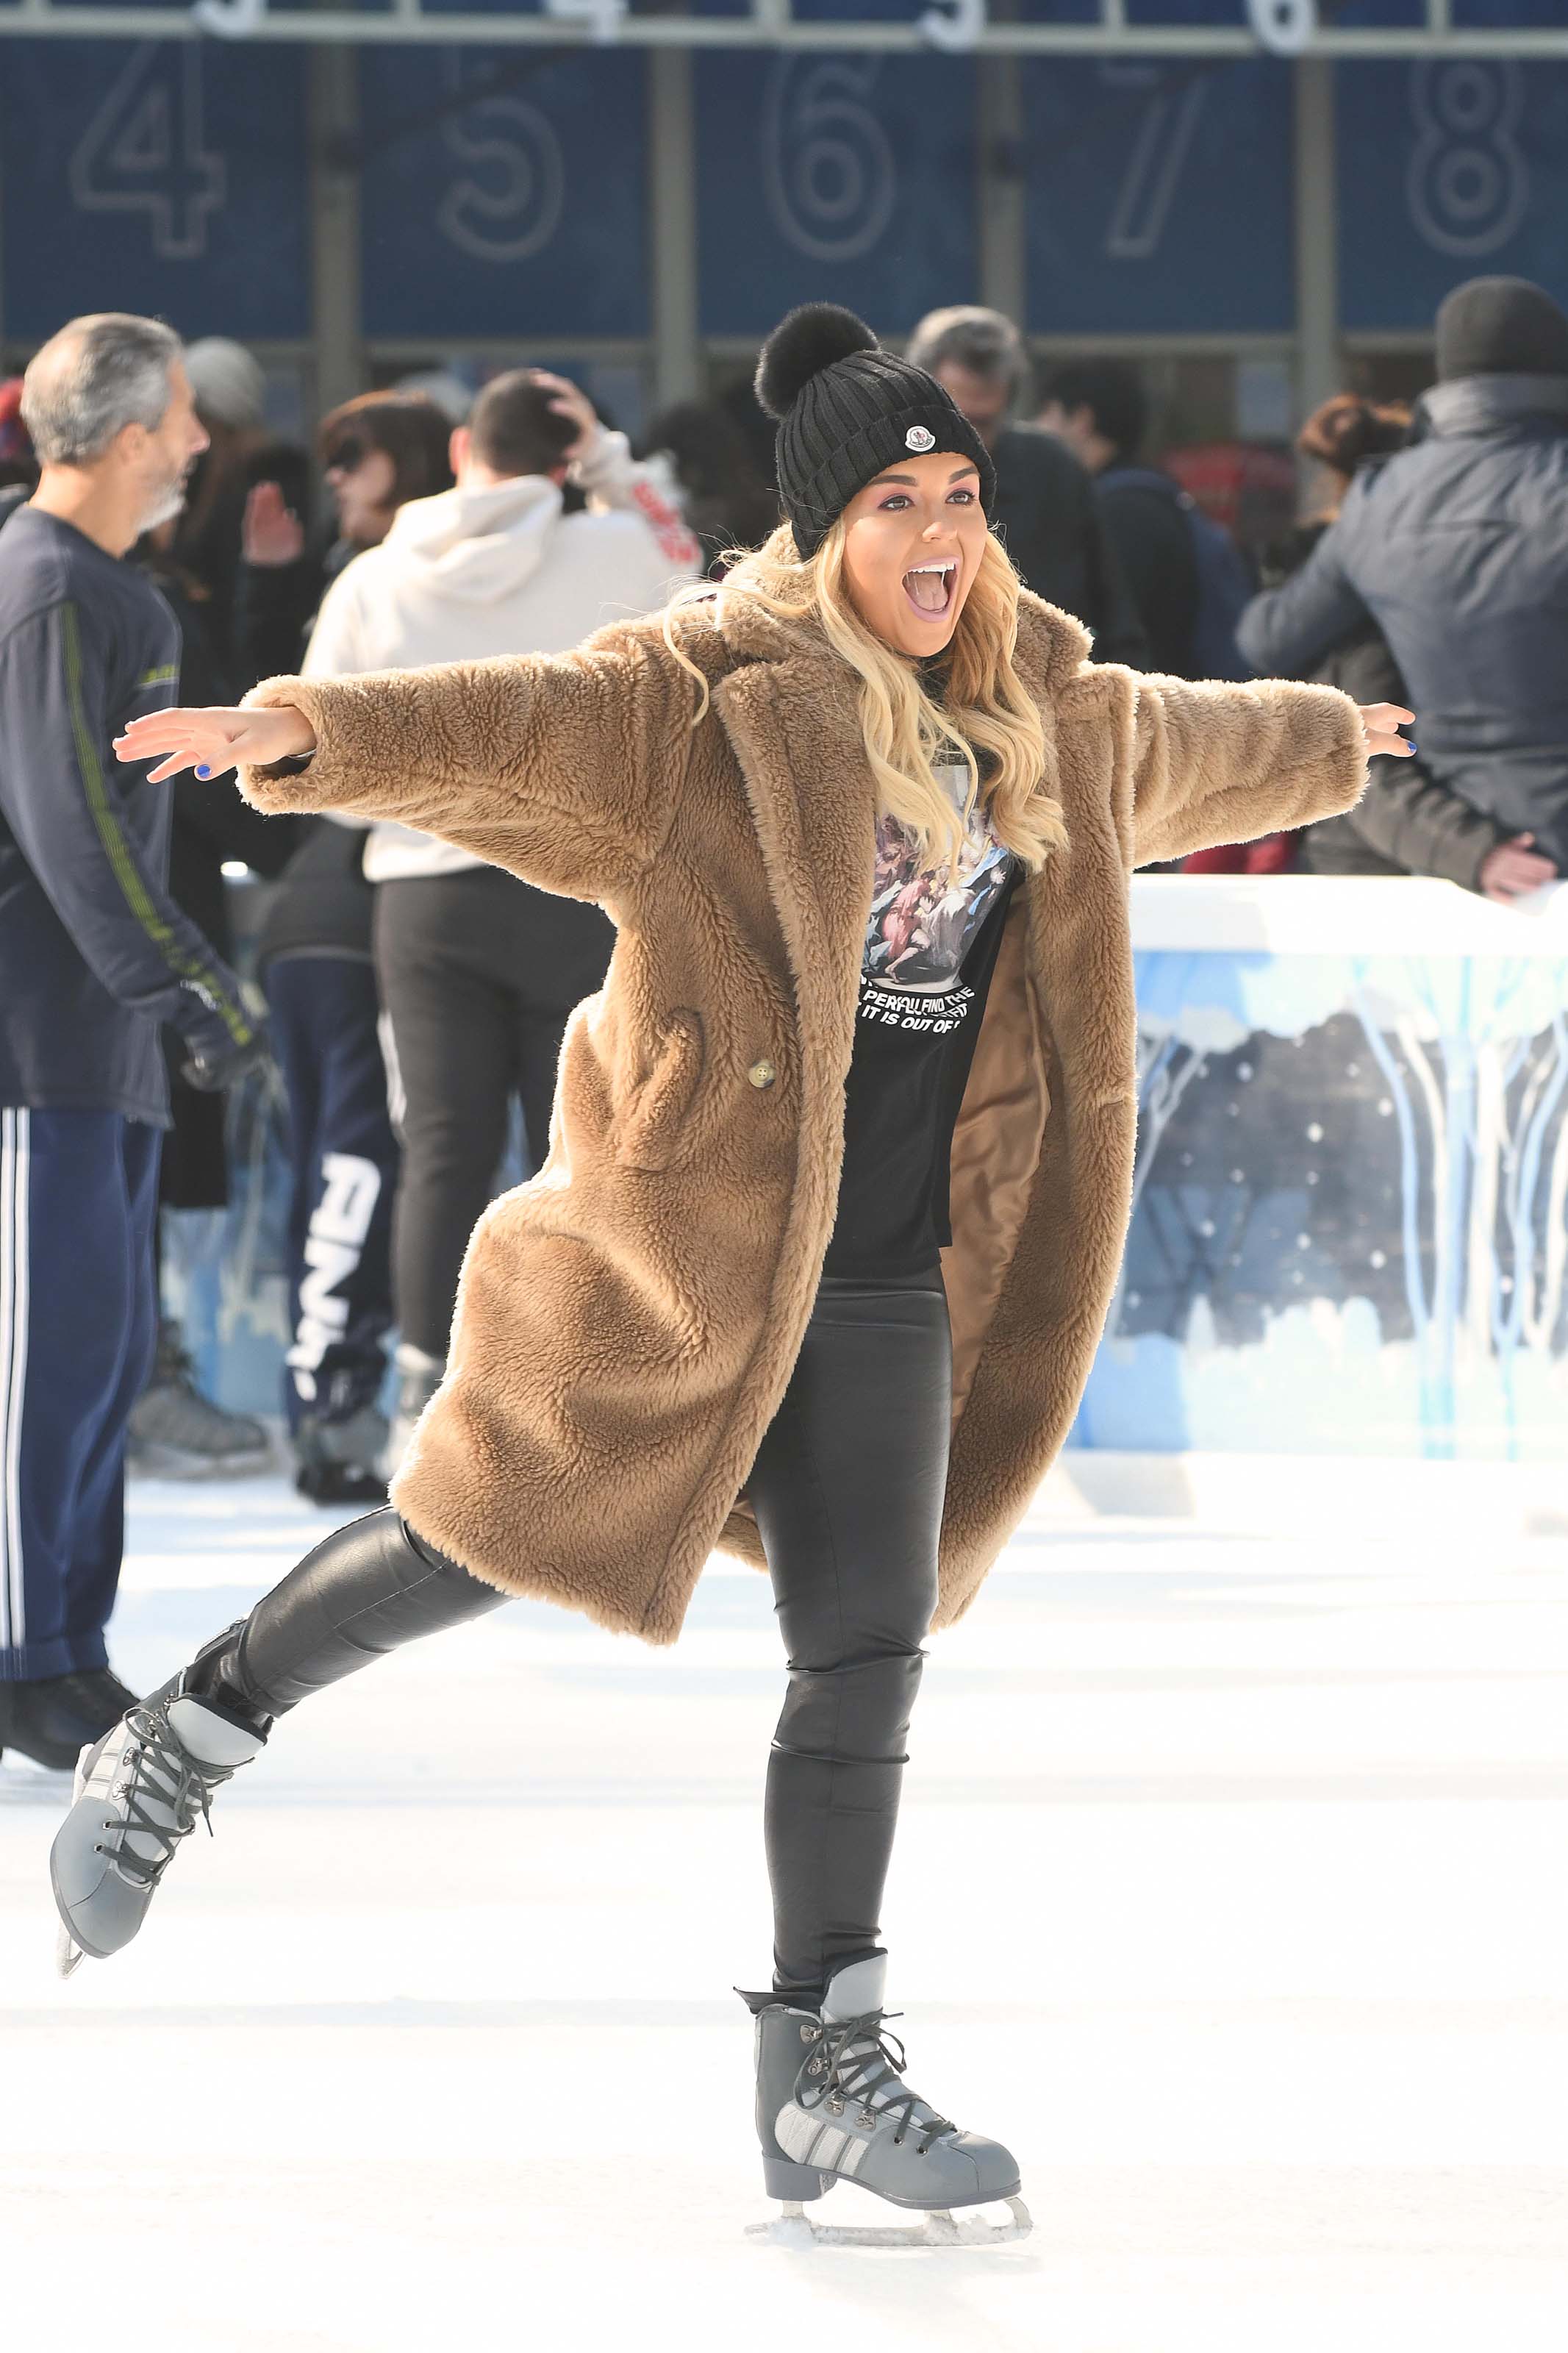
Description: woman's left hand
xmin=1357 ymin=702 xmax=1417 ymax=759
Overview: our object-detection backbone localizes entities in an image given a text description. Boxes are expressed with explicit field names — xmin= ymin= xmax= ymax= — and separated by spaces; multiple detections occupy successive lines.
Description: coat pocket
xmin=615 ymin=1008 xmax=706 ymax=1173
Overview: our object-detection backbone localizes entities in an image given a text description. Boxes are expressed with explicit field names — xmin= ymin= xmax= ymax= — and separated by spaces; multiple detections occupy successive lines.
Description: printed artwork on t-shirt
xmin=862 ymin=763 xmax=1012 ymax=994
xmin=826 ymin=761 xmax=1020 ymax=1275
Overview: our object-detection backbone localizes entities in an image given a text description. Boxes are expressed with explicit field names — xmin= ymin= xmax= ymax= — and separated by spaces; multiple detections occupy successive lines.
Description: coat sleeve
xmin=1319 ymin=632 xmax=1508 ymax=892
xmin=235 ymin=618 xmax=695 ymax=902
xmin=300 ymin=557 xmax=371 ymax=679
xmin=0 ymin=601 xmax=257 ymax=1061
xmin=572 ymin=429 xmax=704 ymax=576
xmin=1235 ymin=508 xmax=1371 ymax=677
xmin=1120 ymin=668 xmax=1369 ymax=870
xmin=234 ymin=554 xmax=321 ymax=691
xmin=1075 ymin=467 xmax=1149 ymax=669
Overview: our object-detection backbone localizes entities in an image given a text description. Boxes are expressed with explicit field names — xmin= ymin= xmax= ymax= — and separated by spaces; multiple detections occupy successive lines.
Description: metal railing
xmin=0 ymin=0 xmax=1562 ymax=56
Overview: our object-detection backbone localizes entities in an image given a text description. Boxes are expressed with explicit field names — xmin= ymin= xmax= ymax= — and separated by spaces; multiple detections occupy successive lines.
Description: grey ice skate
xmin=128 ymin=1323 xmax=273 ymax=1479
xmin=49 ymin=1640 xmax=266 ymax=1978
xmin=742 ymin=1954 xmax=1031 ymax=2247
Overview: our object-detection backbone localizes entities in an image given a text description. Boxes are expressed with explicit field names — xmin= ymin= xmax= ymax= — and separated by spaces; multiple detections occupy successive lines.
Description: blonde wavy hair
xmin=663 ymin=522 xmax=1066 ymax=874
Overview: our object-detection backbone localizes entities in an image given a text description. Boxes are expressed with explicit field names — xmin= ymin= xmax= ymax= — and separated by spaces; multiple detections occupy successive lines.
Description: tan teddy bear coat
xmin=239 ymin=588 xmax=1367 ymax=1643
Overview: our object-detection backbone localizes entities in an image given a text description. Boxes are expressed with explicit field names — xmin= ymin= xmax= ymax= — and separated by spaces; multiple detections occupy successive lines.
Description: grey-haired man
xmin=906 ymin=306 xmax=1148 ymax=667
xmin=0 ymin=313 xmax=266 ymax=1771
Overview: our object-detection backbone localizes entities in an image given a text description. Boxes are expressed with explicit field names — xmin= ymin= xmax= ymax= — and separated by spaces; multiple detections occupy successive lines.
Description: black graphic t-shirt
xmin=823 ymin=763 xmax=1020 ymax=1280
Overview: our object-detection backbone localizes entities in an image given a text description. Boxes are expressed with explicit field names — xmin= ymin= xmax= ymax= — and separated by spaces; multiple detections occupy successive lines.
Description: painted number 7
xmin=1101 ymin=65 xmax=1206 ymax=263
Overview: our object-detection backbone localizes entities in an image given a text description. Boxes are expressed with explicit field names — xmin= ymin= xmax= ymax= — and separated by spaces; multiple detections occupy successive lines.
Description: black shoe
xmin=0 ymin=1675 xmax=113 ymax=1772
xmin=294 ymin=1393 xmax=389 ymax=1509
xmin=60 ymin=1667 xmax=142 ymax=1726
xmin=296 ymin=1459 xmax=389 ymax=1507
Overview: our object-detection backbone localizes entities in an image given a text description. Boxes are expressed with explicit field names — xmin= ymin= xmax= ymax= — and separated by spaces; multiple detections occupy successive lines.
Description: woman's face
xmin=838 ymin=452 xmax=989 ymax=658
xmin=325 ymin=442 xmax=398 ymax=547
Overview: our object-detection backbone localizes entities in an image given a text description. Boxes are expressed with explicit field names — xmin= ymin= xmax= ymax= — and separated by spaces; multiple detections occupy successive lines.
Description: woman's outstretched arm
xmin=1109 ymin=672 xmax=1407 ymax=871
xmin=115 ymin=618 xmax=696 ymax=904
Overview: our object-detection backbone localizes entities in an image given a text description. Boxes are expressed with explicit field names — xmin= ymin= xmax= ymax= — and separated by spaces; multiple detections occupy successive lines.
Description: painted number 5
xmin=437 ymin=81 xmax=566 ymax=264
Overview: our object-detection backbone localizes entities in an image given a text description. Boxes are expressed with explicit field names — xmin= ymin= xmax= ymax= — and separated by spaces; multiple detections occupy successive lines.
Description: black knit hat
xmin=755 ymin=304 xmax=997 ymax=559
xmin=1434 ymin=276 xmax=1568 ymax=382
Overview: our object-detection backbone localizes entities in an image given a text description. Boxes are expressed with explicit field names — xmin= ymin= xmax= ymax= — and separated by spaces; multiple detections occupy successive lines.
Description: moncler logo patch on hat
xmin=905 ymin=425 xmax=936 ymax=452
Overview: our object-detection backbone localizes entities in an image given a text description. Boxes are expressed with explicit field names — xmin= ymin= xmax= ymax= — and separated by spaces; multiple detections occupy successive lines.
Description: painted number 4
xmin=69 ymin=46 xmax=226 ymax=262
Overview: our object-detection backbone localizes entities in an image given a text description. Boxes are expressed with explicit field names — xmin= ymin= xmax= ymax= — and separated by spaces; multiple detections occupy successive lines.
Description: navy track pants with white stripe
xmin=0 ymin=1107 xmax=160 ymax=1681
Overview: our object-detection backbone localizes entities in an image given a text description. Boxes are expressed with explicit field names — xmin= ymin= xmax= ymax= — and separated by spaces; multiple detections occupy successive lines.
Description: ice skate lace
xmin=794 ymin=2010 xmax=955 ymax=2158
xmin=99 ymin=1702 xmax=242 ymax=1890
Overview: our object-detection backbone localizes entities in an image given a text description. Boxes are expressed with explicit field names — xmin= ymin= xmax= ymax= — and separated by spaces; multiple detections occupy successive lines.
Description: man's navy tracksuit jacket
xmin=0 ymin=504 xmax=251 ymax=1681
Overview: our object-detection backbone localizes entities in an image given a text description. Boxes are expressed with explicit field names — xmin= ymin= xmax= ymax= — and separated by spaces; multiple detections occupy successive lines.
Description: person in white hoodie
xmin=301 ymin=369 xmax=701 ymax=1463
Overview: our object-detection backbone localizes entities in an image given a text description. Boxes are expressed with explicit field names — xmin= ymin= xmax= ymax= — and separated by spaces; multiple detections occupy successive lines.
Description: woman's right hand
xmin=115 ymin=702 xmax=318 ymax=785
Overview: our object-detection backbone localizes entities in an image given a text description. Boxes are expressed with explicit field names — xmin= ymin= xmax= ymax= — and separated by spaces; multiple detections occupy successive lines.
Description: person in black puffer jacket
xmin=1239 ymin=276 xmax=1568 ymax=891
xmin=1270 ymin=392 xmax=1556 ymax=902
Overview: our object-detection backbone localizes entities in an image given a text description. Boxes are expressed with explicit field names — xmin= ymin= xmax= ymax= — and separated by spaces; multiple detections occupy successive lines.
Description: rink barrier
xmin=175 ymin=874 xmax=1568 ymax=1474
xmin=1069 ymin=875 xmax=1568 ymax=1468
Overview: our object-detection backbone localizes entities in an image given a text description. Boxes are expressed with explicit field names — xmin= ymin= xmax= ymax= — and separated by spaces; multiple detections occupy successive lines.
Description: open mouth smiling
xmin=903 ymin=558 xmax=959 ymax=620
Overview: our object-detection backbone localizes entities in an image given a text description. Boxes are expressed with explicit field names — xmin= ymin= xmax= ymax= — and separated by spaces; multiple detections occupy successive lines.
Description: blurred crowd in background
xmin=2 ymin=274 xmax=1562 ymax=1524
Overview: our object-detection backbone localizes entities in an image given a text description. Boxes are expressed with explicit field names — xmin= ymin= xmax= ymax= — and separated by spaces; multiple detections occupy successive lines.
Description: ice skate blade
xmin=748 ymin=2196 xmax=1031 ymax=2249
xmin=52 ymin=1744 xmax=92 ymax=1979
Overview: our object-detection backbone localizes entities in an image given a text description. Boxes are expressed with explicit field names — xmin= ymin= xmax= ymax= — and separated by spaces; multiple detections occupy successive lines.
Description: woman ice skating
xmin=51 ymin=305 xmax=1411 ymax=2247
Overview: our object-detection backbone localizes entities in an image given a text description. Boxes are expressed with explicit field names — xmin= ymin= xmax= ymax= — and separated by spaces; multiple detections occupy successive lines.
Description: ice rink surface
xmin=3 ymin=1471 xmax=1566 ymax=2353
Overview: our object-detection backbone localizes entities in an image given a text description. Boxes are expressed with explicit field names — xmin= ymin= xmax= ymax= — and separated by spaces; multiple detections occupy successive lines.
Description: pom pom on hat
xmin=755 ymin=304 xmax=880 ymax=421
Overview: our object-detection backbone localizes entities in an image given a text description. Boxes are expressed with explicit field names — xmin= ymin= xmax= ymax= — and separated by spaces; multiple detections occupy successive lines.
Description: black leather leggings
xmin=747 ymin=1268 xmax=949 ymax=1998
xmin=196 ymin=1267 xmax=951 ymax=2006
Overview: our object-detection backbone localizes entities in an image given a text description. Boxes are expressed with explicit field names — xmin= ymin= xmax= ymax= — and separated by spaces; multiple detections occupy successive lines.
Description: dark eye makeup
xmin=877 ymin=486 xmax=978 ymax=513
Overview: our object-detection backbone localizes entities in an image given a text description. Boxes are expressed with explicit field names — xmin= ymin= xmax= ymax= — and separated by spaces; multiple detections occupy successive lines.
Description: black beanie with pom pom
xmin=755 ymin=303 xmax=996 ymax=559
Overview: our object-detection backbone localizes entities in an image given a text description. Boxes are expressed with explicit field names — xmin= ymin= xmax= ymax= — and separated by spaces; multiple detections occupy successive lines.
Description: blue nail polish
xmin=196 ymin=763 xmax=212 ymax=779
xmin=1406 ymin=740 xmax=1418 ymax=754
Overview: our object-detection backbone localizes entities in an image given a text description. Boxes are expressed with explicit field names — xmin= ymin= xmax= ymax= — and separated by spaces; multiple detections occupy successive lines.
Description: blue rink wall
xmin=181 ymin=876 xmax=1568 ymax=1467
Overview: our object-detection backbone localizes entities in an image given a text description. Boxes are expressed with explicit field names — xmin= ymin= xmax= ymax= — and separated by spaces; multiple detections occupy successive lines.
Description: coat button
xmin=747 ymin=1057 xmax=777 ymax=1090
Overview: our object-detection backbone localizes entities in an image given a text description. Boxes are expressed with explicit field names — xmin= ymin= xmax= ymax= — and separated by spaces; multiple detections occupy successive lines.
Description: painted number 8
xmin=1407 ymin=62 xmax=1528 ymax=259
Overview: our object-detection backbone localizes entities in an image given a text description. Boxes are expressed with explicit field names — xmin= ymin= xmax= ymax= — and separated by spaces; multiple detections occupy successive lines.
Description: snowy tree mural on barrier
xmin=167 ymin=881 xmax=1567 ymax=1454
xmin=1076 ymin=924 xmax=1568 ymax=1462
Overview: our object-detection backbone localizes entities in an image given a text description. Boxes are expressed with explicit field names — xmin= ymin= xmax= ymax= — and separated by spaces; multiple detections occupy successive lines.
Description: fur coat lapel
xmin=709 ymin=588 xmax=1089 ymax=1089
xmin=712 ymin=651 xmax=873 ymax=1099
